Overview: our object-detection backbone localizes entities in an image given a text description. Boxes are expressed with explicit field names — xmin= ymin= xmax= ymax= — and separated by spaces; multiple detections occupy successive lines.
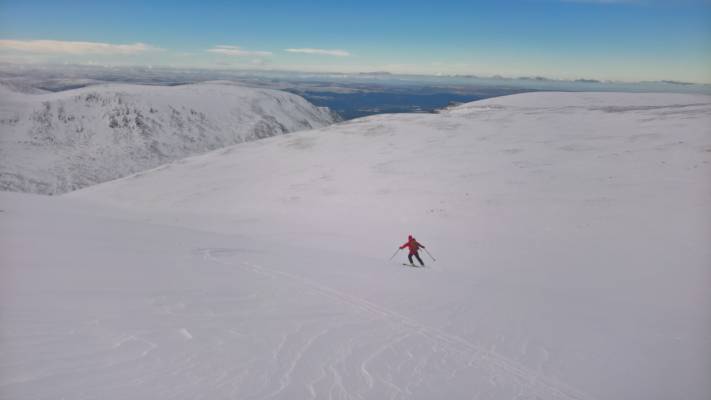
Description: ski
xmin=402 ymin=263 xmax=425 ymax=268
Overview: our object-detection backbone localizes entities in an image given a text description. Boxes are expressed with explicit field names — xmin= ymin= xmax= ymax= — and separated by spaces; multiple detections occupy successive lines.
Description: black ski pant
xmin=408 ymin=252 xmax=425 ymax=266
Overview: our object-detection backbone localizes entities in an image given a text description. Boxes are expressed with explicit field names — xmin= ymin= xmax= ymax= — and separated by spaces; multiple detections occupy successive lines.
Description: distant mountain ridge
xmin=0 ymin=82 xmax=338 ymax=194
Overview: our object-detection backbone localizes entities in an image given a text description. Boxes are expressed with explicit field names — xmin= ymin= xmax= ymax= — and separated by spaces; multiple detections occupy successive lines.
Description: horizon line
xmin=1 ymin=60 xmax=709 ymax=86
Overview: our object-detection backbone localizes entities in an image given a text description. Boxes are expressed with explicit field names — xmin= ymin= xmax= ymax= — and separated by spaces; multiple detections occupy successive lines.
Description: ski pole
xmin=424 ymin=248 xmax=436 ymax=262
xmin=389 ymin=248 xmax=401 ymax=260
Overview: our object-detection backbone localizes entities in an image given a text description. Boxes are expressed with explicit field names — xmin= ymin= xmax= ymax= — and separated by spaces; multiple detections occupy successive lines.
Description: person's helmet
xmin=408 ymin=235 xmax=413 ymax=240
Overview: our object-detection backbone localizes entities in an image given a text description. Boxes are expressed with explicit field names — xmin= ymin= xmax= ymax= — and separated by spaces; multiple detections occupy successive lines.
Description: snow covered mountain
xmin=0 ymin=82 xmax=337 ymax=194
xmin=2 ymin=92 xmax=710 ymax=400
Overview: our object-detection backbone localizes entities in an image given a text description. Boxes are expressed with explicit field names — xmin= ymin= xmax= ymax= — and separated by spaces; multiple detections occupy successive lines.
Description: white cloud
xmin=207 ymin=45 xmax=272 ymax=57
xmin=285 ymin=48 xmax=351 ymax=57
xmin=0 ymin=39 xmax=160 ymax=55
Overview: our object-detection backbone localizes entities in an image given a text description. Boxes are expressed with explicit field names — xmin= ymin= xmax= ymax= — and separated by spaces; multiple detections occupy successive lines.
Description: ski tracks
xmin=201 ymin=248 xmax=595 ymax=400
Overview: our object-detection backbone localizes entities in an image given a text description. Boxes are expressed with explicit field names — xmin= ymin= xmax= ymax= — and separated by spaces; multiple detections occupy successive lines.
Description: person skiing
xmin=400 ymin=235 xmax=426 ymax=266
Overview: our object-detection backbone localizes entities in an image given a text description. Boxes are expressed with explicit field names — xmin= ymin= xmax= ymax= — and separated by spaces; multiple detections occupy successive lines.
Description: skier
xmin=400 ymin=235 xmax=426 ymax=266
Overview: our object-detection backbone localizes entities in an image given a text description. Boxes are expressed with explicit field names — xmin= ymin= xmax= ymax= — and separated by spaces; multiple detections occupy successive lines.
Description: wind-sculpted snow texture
xmin=2 ymin=92 xmax=710 ymax=399
xmin=0 ymin=82 xmax=336 ymax=194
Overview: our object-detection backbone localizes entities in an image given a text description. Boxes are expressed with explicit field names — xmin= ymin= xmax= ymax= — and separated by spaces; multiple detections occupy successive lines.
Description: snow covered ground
xmin=0 ymin=82 xmax=336 ymax=194
xmin=2 ymin=92 xmax=710 ymax=399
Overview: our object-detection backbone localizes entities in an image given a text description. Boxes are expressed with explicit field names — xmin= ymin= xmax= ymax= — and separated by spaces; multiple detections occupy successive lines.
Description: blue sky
xmin=1 ymin=0 xmax=709 ymax=83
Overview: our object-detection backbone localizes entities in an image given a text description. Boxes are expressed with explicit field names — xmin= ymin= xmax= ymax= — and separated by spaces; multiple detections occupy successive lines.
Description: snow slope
xmin=2 ymin=92 xmax=710 ymax=399
xmin=0 ymin=82 xmax=336 ymax=194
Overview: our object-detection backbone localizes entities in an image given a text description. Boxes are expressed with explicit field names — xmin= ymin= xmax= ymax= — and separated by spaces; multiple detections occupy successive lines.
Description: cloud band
xmin=207 ymin=45 xmax=272 ymax=57
xmin=0 ymin=39 xmax=159 ymax=55
xmin=285 ymin=48 xmax=350 ymax=57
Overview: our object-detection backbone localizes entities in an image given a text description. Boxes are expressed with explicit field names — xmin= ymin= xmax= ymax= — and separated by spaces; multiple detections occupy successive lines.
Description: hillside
xmin=0 ymin=82 xmax=337 ymax=194
xmin=2 ymin=92 xmax=710 ymax=400
xmin=70 ymin=92 xmax=711 ymax=255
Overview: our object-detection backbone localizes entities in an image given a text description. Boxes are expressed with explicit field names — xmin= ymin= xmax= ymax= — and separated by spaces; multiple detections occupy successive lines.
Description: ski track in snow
xmin=201 ymin=247 xmax=595 ymax=400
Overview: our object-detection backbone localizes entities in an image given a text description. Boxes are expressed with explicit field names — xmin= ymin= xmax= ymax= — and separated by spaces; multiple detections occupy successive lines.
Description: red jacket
xmin=400 ymin=236 xmax=425 ymax=255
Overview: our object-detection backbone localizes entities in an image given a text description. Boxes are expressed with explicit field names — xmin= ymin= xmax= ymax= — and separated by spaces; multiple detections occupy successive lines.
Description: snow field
xmin=2 ymin=91 xmax=711 ymax=399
